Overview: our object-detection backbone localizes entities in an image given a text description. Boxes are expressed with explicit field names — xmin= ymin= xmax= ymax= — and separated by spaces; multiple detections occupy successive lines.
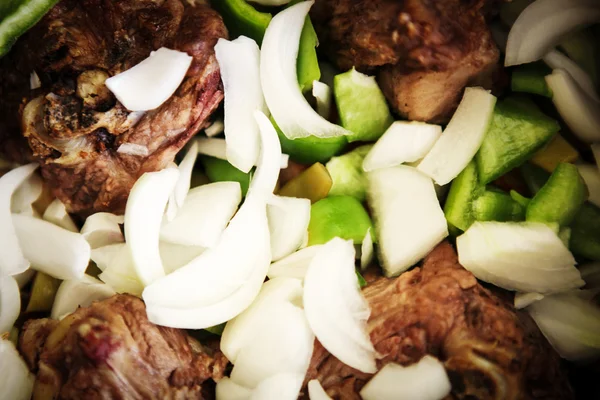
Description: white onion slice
xmin=543 ymin=50 xmax=599 ymax=102
xmin=43 ymin=198 xmax=77 ymax=232
xmin=0 ymin=274 xmax=20 ymax=333
xmin=216 ymin=36 xmax=267 ymax=173
xmin=125 ymin=167 xmax=179 ymax=286
xmin=105 ymin=48 xmax=193 ymax=111
xmin=91 ymin=243 xmax=124 ymax=272
xmin=81 ymin=213 xmax=124 ymax=249
xmin=457 ymin=221 xmax=584 ymax=293
xmin=13 ymin=214 xmax=90 ymax=280
xmin=0 ymin=164 xmax=38 ymax=275
xmin=360 ymin=357 xmax=451 ymax=400
xmin=11 ymin=172 xmax=42 ymax=217
xmin=98 ymin=245 xmax=144 ymax=296
xmin=0 ymin=339 xmax=34 ymax=400
xmin=360 ymin=228 xmax=374 ymax=270
xmin=216 ymin=377 xmax=253 ymax=400
xmin=159 ymin=242 xmax=205 ymax=274
xmin=117 ymin=143 xmax=149 ymax=157
xmin=515 ymin=292 xmax=545 ymax=309
xmin=304 ymin=238 xmax=377 ymax=373
xmin=261 ymin=1 xmax=351 ymax=140
xmin=417 ymin=88 xmax=496 ymax=185
xmin=205 ymin=119 xmax=225 ymax=137
xmin=173 ymin=141 xmax=199 ymax=209
xmin=308 ymin=380 xmax=332 ymax=400
xmin=29 ymin=71 xmax=41 ymax=90
xmin=577 ymin=164 xmax=600 ymax=207
xmin=51 ymin=275 xmax=116 ymax=320
xmin=197 ymin=138 xmax=289 ymax=169
xmin=267 ymin=245 xmax=322 ymax=280
xmin=250 ymin=374 xmax=304 ymax=400
xmin=267 ymin=195 xmax=311 ymax=261
xmin=546 ymin=69 xmax=600 ymax=143
xmin=312 ymin=80 xmax=332 ymax=118
xmin=505 ymin=0 xmax=600 ymax=66
xmin=363 ymin=122 xmax=442 ymax=172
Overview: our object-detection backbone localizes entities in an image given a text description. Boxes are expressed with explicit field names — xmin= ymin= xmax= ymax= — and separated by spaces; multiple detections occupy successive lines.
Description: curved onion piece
xmin=216 ymin=377 xmax=252 ymax=400
xmin=216 ymin=36 xmax=267 ymax=173
xmin=197 ymin=137 xmax=289 ymax=169
xmin=417 ymin=88 xmax=497 ymax=185
xmin=505 ymin=0 xmax=600 ymax=66
xmin=267 ymin=245 xmax=323 ymax=280
xmin=261 ymin=1 xmax=351 ymax=140
xmin=514 ymin=292 xmax=545 ymax=309
xmin=360 ymin=228 xmax=374 ymax=270
xmin=303 ymin=238 xmax=377 ymax=373
xmin=125 ymin=168 xmax=180 ymax=286
xmin=312 ymin=81 xmax=332 ymax=118
xmin=98 ymin=245 xmax=144 ymax=296
xmin=267 ymin=196 xmax=311 ymax=261
xmin=360 ymin=357 xmax=451 ymax=400
xmin=159 ymin=242 xmax=205 ymax=274
xmin=105 ymin=48 xmax=193 ymax=111
xmin=0 ymin=274 xmax=20 ymax=333
xmin=91 ymin=243 xmax=124 ymax=272
xmin=308 ymin=380 xmax=333 ymax=400
xmin=250 ymin=373 xmax=304 ymax=400
xmin=160 ymin=182 xmax=241 ymax=248
xmin=0 ymin=164 xmax=38 ymax=275
xmin=577 ymin=164 xmax=600 ymax=207
xmin=0 ymin=339 xmax=34 ymax=400
xmin=528 ymin=292 xmax=600 ymax=361
xmin=13 ymin=214 xmax=90 ymax=280
xmin=457 ymin=221 xmax=583 ymax=294
xmin=11 ymin=172 xmax=43 ymax=217
xmin=205 ymin=119 xmax=224 ymax=137
xmin=43 ymin=199 xmax=77 ymax=232
xmin=543 ymin=50 xmax=599 ymax=102
xmin=51 ymin=275 xmax=116 ymax=320
xmin=173 ymin=141 xmax=199 ymax=209
xmin=81 ymin=213 xmax=124 ymax=249
xmin=546 ymin=69 xmax=600 ymax=143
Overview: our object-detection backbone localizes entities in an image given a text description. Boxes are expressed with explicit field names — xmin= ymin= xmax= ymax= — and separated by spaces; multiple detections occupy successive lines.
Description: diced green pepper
xmin=308 ymin=196 xmax=373 ymax=246
xmin=294 ymin=2 xmax=321 ymax=92
xmin=476 ymin=99 xmax=559 ymax=184
xmin=326 ymin=145 xmax=372 ymax=202
xmin=26 ymin=272 xmax=60 ymax=313
xmin=334 ymin=68 xmax=393 ymax=142
xmin=526 ymin=163 xmax=588 ymax=227
xmin=473 ymin=190 xmax=525 ymax=222
xmin=570 ymin=203 xmax=600 ymax=261
xmin=356 ymin=269 xmax=367 ymax=288
xmin=520 ymin=162 xmax=550 ymax=195
xmin=278 ymin=162 xmax=332 ymax=203
xmin=511 ymin=62 xmax=553 ymax=98
xmin=509 ymin=190 xmax=531 ymax=208
xmin=212 ymin=0 xmax=272 ymax=45
xmin=443 ymin=161 xmax=484 ymax=233
xmin=200 ymin=156 xmax=252 ymax=196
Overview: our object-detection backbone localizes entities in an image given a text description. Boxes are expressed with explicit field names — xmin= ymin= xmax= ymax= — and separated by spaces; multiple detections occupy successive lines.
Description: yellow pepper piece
xmin=26 ymin=272 xmax=61 ymax=313
xmin=531 ymin=135 xmax=579 ymax=172
xmin=278 ymin=163 xmax=332 ymax=203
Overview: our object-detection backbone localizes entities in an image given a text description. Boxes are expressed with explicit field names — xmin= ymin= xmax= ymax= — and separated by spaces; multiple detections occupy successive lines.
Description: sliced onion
xmin=261 ymin=1 xmax=351 ymax=140
xmin=267 ymin=245 xmax=323 ymax=280
xmin=363 ymin=122 xmax=442 ymax=172
xmin=116 ymin=143 xmax=149 ymax=157
xmin=43 ymin=198 xmax=77 ymax=232
xmin=360 ymin=228 xmax=374 ymax=270
xmin=197 ymin=137 xmax=289 ymax=169
xmin=173 ymin=141 xmax=198 ymax=209
xmin=267 ymin=195 xmax=311 ymax=261
xmin=98 ymin=245 xmax=144 ymax=296
xmin=105 ymin=48 xmax=193 ymax=111
xmin=0 ymin=274 xmax=20 ymax=333
xmin=91 ymin=243 xmax=124 ymax=272
xmin=303 ymin=238 xmax=377 ymax=373
xmin=0 ymin=164 xmax=38 ymax=275
xmin=216 ymin=36 xmax=267 ymax=173
xmin=11 ymin=172 xmax=42 ymax=217
xmin=528 ymin=291 xmax=600 ymax=360
xmin=457 ymin=221 xmax=583 ymax=293
xmin=577 ymin=164 xmax=600 ymax=207
xmin=30 ymin=71 xmax=41 ymax=90
xmin=159 ymin=242 xmax=205 ymax=274
xmin=546 ymin=69 xmax=600 ymax=143
xmin=216 ymin=377 xmax=253 ymax=400
xmin=312 ymin=80 xmax=332 ymax=118
xmin=125 ymin=167 xmax=179 ymax=286
xmin=51 ymin=275 xmax=116 ymax=320
xmin=0 ymin=339 xmax=34 ymax=400
xmin=205 ymin=119 xmax=225 ymax=137
xmin=505 ymin=0 xmax=600 ymax=66
xmin=250 ymin=374 xmax=304 ymax=400
xmin=514 ymin=292 xmax=545 ymax=309
xmin=543 ymin=50 xmax=599 ymax=102
xmin=367 ymin=166 xmax=448 ymax=277
xmin=81 ymin=212 xmax=124 ymax=249
xmin=417 ymin=88 xmax=497 ymax=185
xmin=360 ymin=357 xmax=451 ymax=400
xmin=308 ymin=380 xmax=332 ymax=400
xmin=13 ymin=214 xmax=90 ymax=280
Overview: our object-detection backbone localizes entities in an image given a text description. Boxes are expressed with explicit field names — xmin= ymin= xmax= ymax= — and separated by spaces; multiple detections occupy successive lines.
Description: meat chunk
xmin=0 ymin=0 xmax=227 ymax=216
xmin=305 ymin=242 xmax=573 ymax=399
xmin=19 ymin=294 xmax=228 ymax=400
xmin=310 ymin=0 xmax=500 ymax=123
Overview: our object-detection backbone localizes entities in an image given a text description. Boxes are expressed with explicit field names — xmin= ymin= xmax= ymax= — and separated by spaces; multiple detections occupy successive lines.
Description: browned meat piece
xmin=0 ymin=0 xmax=226 ymax=216
xmin=310 ymin=0 xmax=501 ymax=123
xmin=19 ymin=294 xmax=228 ymax=400
xmin=304 ymin=242 xmax=573 ymax=400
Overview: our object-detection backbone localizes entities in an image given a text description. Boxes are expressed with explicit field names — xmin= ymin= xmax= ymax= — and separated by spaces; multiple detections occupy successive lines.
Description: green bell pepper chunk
xmin=326 ymin=145 xmax=372 ymax=202
xmin=200 ymin=156 xmax=252 ymax=196
xmin=212 ymin=0 xmax=272 ymax=45
xmin=356 ymin=269 xmax=367 ymax=288
xmin=509 ymin=190 xmax=531 ymax=208
xmin=473 ymin=190 xmax=526 ymax=222
xmin=511 ymin=62 xmax=553 ymax=98
xmin=443 ymin=161 xmax=484 ymax=233
xmin=308 ymin=196 xmax=373 ymax=246
xmin=294 ymin=2 xmax=321 ymax=92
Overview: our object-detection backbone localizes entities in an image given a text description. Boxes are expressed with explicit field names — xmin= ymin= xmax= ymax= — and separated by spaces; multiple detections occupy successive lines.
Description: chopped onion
xmin=580 ymin=262 xmax=600 ymax=288
xmin=543 ymin=50 xmax=599 ymax=102
xmin=216 ymin=377 xmax=252 ymax=400
xmin=0 ymin=164 xmax=38 ymax=275
xmin=51 ymin=275 xmax=116 ymax=320
xmin=173 ymin=141 xmax=199 ymax=209
xmin=546 ymin=69 xmax=600 ymax=143
xmin=43 ymin=198 xmax=77 ymax=232
xmin=205 ymin=119 xmax=225 ymax=137
xmin=360 ymin=228 xmax=374 ymax=270
xmin=117 ymin=143 xmax=149 ymax=157
xmin=125 ymin=167 xmax=179 ymax=286
xmin=261 ymin=1 xmax=351 ymax=140
xmin=0 ymin=339 xmax=34 ymax=400
xmin=29 ymin=71 xmax=41 ymax=90
xmin=367 ymin=166 xmax=448 ymax=277
xmin=216 ymin=36 xmax=267 ymax=173
xmin=11 ymin=172 xmax=42 ymax=217
xmin=360 ymin=357 xmax=451 ymax=400
xmin=457 ymin=221 xmax=584 ymax=293
xmin=363 ymin=122 xmax=442 ymax=172
xmin=81 ymin=213 xmax=124 ymax=249
xmin=417 ymin=88 xmax=496 ymax=185
xmin=528 ymin=291 xmax=600 ymax=360
xmin=197 ymin=138 xmax=289 ymax=168
xmin=308 ymin=380 xmax=332 ymax=400
xmin=161 ymin=182 xmax=241 ymax=248
xmin=515 ymin=292 xmax=545 ymax=309
xmin=505 ymin=0 xmax=600 ymax=66
xmin=303 ymin=238 xmax=377 ymax=373
xmin=312 ymin=81 xmax=332 ymax=118
xmin=98 ymin=245 xmax=144 ymax=296
xmin=250 ymin=374 xmax=304 ymax=400
xmin=267 ymin=195 xmax=311 ymax=261
xmin=577 ymin=164 xmax=600 ymax=207
xmin=105 ymin=48 xmax=193 ymax=111
xmin=0 ymin=274 xmax=20 ymax=333
xmin=159 ymin=242 xmax=205 ymax=274
xmin=267 ymin=246 xmax=323 ymax=280
xmin=91 ymin=243 xmax=124 ymax=272
xmin=13 ymin=214 xmax=90 ymax=280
